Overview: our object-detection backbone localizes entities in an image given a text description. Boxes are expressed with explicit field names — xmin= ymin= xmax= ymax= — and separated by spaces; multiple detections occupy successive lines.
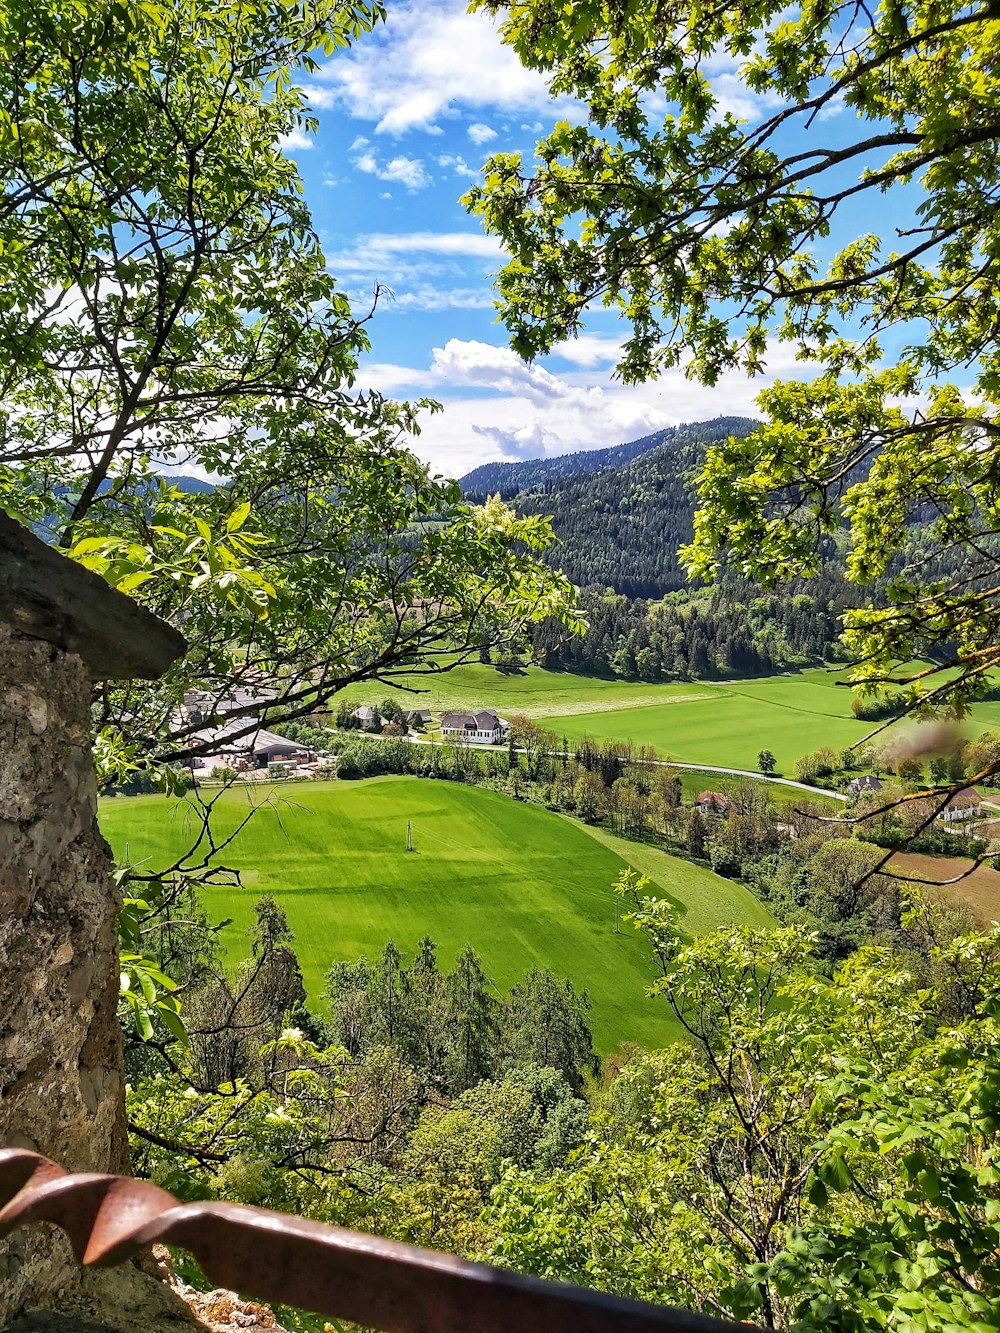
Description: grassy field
xmin=327 ymin=662 xmax=1000 ymax=775
xmin=542 ymin=667 xmax=873 ymax=773
xmin=326 ymin=662 xmax=867 ymax=771
xmin=100 ymin=777 xmax=774 ymax=1052
xmin=328 ymin=661 xmax=716 ymax=719
xmin=544 ymin=669 xmax=1000 ymax=774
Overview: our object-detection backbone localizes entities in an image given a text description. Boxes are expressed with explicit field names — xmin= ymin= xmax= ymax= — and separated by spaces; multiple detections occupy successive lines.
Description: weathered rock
xmin=0 ymin=628 xmax=212 ymax=1328
xmin=0 ymin=626 xmax=131 ymax=1317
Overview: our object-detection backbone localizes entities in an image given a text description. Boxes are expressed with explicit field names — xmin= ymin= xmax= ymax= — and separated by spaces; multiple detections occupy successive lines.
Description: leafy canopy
xmin=0 ymin=0 xmax=579 ymax=782
xmin=467 ymin=0 xmax=1000 ymax=722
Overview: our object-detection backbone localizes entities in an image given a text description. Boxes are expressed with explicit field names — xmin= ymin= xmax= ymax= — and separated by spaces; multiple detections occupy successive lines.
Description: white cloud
xmin=468 ymin=122 xmax=497 ymax=144
xmin=550 ymin=333 xmax=626 ymax=368
xmin=390 ymin=337 xmax=817 ymax=477
xmin=329 ymin=232 xmax=505 ymax=311
xmin=328 ymin=230 xmax=503 ymax=280
xmin=369 ymin=231 xmax=503 ymax=258
xmin=424 ymin=338 xmax=675 ymax=468
xmin=436 ymin=152 xmax=479 ymax=179
xmin=390 ymin=287 xmax=495 ymax=311
xmin=277 ymin=128 xmax=314 ymax=152
xmin=353 ymin=146 xmax=430 ymax=190
xmin=359 ymin=362 xmax=438 ymax=394
xmin=311 ymin=0 xmax=574 ymax=136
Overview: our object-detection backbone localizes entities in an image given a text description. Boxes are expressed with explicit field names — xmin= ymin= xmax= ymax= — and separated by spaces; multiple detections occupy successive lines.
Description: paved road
xmin=405 ymin=734 xmax=847 ymax=804
xmin=659 ymin=761 xmax=848 ymax=802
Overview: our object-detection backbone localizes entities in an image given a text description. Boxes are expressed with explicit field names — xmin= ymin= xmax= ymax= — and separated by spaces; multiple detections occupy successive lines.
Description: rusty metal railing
xmin=0 ymin=1148 xmax=744 ymax=1332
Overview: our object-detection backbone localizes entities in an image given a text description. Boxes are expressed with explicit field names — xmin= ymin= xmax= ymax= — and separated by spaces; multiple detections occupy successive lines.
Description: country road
xmin=404 ymin=734 xmax=847 ymax=804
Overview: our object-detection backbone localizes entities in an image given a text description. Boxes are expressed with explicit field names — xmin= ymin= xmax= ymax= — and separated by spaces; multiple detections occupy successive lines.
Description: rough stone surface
xmin=0 ymin=626 xmax=283 ymax=1331
xmin=0 ymin=627 xmax=213 ymax=1328
xmin=3 ymin=1314 xmax=121 ymax=1331
xmin=0 ymin=625 xmax=130 ymax=1318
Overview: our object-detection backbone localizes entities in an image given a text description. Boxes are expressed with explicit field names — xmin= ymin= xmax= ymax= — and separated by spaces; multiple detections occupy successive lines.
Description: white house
xmin=941 ymin=788 xmax=985 ymax=822
xmin=440 ymin=709 xmax=509 ymax=744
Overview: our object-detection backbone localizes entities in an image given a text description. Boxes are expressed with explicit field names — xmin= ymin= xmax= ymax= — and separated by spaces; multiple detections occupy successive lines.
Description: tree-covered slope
xmin=517 ymin=429 xmax=741 ymax=598
xmin=459 ymin=416 xmax=757 ymax=499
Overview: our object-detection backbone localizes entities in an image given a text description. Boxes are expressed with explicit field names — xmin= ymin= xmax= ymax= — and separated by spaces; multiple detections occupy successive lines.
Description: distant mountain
xmin=161 ymin=474 xmax=216 ymax=494
xmin=514 ymin=418 xmax=760 ymax=600
xmin=458 ymin=417 xmax=758 ymax=498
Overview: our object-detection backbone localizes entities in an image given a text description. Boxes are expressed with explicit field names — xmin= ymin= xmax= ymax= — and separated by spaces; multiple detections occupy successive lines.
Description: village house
xmin=405 ymin=707 xmax=433 ymax=727
xmin=351 ymin=704 xmax=378 ymax=728
xmin=941 ymin=787 xmax=985 ymax=822
xmin=847 ymin=774 xmax=883 ymax=797
xmin=180 ymin=680 xmax=278 ymax=726
xmin=440 ymin=708 xmax=510 ymax=744
xmin=696 ymin=790 xmax=731 ymax=817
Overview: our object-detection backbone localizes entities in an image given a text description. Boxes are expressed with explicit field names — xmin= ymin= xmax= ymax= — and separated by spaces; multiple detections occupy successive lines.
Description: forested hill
xmin=485 ymin=417 xmax=857 ymax=678
xmin=459 ymin=416 xmax=757 ymax=499
xmin=514 ymin=417 xmax=758 ymax=599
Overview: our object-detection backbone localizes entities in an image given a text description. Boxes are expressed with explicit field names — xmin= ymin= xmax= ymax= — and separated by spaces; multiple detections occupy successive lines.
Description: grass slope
xmin=542 ymin=668 xmax=870 ymax=773
xmin=100 ymin=777 xmax=773 ymax=1052
xmin=330 ymin=663 xmax=869 ymax=772
xmin=330 ymin=662 xmax=717 ymax=718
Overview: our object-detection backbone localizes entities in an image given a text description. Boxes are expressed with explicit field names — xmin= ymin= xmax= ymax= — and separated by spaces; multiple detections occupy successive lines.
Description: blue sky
xmin=282 ymin=0 xmax=882 ymax=479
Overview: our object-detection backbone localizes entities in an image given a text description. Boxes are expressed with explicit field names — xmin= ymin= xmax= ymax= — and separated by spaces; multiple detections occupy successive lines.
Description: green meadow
xmin=544 ymin=670 xmax=872 ymax=774
xmin=100 ymin=776 xmax=773 ymax=1052
xmin=329 ymin=661 xmax=717 ymax=718
xmin=330 ymin=663 xmax=884 ymax=773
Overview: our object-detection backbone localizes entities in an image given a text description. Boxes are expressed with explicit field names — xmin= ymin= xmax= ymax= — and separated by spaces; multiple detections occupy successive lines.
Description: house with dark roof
xmin=941 ymin=787 xmax=985 ymax=822
xmin=847 ymin=774 xmax=883 ymax=797
xmin=440 ymin=708 xmax=509 ymax=744
xmin=405 ymin=708 xmax=433 ymax=727
xmin=188 ymin=724 xmax=314 ymax=775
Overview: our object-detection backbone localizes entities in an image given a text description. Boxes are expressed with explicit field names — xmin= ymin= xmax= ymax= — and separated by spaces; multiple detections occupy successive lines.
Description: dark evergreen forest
xmin=462 ymin=418 xmax=859 ymax=680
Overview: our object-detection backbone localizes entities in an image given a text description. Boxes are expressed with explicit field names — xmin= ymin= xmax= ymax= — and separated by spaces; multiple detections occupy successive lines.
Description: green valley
xmin=99 ymin=776 xmax=773 ymax=1052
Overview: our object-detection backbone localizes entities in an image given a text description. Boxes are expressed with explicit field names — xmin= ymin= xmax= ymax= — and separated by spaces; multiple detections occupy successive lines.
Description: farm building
xmin=180 ymin=681 xmax=279 ymax=726
xmin=187 ymin=724 xmax=315 ymax=775
xmin=440 ymin=708 xmax=509 ymax=744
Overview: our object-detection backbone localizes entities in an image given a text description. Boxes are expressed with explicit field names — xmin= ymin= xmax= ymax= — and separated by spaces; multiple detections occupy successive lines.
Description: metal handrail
xmin=0 ymin=1149 xmax=745 ymax=1332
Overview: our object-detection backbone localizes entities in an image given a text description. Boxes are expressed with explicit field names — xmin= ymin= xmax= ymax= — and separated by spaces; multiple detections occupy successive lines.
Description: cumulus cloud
xmin=309 ymin=0 xmax=574 ymax=135
xmin=467 ymin=122 xmax=497 ymax=144
xmin=471 ymin=421 xmax=549 ymax=460
xmin=354 ymin=148 xmax=430 ymax=190
xmin=427 ymin=338 xmax=675 ymax=463
xmin=392 ymin=337 xmax=820 ymax=477
xmin=550 ymin=333 xmax=626 ymax=368
xmin=436 ymin=152 xmax=479 ymax=179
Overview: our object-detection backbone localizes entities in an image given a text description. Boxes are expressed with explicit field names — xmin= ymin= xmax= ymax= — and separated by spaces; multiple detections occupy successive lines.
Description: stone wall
xmin=0 ymin=624 xmax=129 ymax=1315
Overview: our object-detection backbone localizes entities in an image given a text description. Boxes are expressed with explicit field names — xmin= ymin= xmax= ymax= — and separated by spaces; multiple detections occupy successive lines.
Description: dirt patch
xmin=888 ymin=851 xmax=1000 ymax=926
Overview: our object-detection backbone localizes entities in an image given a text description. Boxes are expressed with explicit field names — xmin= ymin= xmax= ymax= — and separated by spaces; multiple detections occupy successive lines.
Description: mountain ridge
xmin=458 ymin=416 xmax=758 ymax=498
